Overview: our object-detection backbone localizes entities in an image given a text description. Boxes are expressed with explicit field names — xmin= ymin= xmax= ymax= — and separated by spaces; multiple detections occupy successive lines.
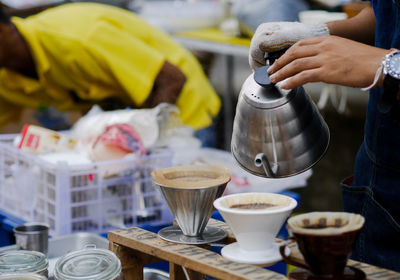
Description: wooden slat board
xmin=108 ymin=219 xmax=400 ymax=280
xmin=109 ymin=226 xmax=286 ymax=280
xmin=208 ymin=219 xmax=400 ymax=280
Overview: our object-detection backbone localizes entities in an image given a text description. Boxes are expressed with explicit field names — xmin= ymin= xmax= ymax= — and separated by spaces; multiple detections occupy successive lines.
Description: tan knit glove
xmin=249 ymin=21 xmax=330 ymax=71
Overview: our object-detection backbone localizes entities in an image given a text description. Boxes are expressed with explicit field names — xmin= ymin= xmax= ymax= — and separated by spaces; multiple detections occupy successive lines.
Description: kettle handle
xmin=279 ymin=237 xmax=311 ymax=270
xmin=264 ymin=48 xmax=289 ymax=65
xmin=254 ymin=153 xmax=278 ymax=178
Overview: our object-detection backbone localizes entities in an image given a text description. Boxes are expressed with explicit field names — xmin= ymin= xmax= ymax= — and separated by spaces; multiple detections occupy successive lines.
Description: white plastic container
xmin=0 ymin=134 xmax=173 ymax=236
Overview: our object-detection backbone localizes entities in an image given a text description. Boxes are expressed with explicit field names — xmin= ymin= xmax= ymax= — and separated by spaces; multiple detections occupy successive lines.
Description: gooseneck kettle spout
xmin=254 ymin=153 xmax=278 ymax=178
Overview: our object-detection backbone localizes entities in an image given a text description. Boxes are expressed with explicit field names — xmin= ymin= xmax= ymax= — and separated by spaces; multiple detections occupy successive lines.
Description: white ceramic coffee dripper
xmin=214 ymin=192 xmax=297 ymax=265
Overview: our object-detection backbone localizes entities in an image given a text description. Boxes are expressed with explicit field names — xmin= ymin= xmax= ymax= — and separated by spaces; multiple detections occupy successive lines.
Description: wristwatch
xmin=382 ymin=49 xmax=400 ymax=103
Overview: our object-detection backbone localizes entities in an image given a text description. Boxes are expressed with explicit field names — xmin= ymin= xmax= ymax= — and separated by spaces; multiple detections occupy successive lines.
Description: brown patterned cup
xmin=280 ymin=212 xmax=365 ymax=277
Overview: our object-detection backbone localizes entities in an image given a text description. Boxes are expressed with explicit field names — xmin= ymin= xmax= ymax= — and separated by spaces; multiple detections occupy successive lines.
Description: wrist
xmin=361 ymin=48 xmax=397 ymax=91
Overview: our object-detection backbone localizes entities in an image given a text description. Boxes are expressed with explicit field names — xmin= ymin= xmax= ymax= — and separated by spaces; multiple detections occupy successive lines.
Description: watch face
xmin=385 ymin=51 xmax=400 ymax=79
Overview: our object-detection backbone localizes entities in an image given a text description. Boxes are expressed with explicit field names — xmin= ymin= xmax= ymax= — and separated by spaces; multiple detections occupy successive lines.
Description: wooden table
xmin=108 ymin=219 xmax=400 ymax=280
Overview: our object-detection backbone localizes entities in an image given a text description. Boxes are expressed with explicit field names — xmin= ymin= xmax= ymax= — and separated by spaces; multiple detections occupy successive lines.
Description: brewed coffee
xmin=230 ymin=202 xmax=276 ymax=210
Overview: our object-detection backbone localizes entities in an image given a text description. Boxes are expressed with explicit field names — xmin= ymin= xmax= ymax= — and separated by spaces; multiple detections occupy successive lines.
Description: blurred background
xmin=0 ymin=0 xmax=370 ymax=213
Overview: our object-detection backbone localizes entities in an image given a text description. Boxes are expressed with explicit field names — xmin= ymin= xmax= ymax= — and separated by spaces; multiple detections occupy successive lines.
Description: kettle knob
xmin=253 ymin=66 xmax=273 ymax=88
xmin=254 ymin=49 xmax=289 ymax=88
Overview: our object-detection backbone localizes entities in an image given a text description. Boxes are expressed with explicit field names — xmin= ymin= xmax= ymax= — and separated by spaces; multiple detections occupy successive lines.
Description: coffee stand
xmin=108 ymin=219 xmax=400 ymax=280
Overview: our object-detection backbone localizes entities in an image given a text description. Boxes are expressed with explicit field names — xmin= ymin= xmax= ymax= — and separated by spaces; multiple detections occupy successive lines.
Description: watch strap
xmin=383 ymin=74 xmax=400 ymax=98
xmin=382 ymin=49 xmax=400 ymax=105
xmin=381 ymin=71 xmax=400 ymax=113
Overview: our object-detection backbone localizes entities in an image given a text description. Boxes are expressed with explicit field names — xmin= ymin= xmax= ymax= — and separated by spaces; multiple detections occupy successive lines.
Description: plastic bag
xmin=90 ymin=123 xmax=146 ymax=162
xmin=71 ymin=103 xmax=182 ymax=149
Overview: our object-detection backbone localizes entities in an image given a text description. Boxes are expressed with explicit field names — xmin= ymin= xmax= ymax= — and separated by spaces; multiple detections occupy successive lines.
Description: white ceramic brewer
xmin=214 ymin=192 xmax=297 ymax=265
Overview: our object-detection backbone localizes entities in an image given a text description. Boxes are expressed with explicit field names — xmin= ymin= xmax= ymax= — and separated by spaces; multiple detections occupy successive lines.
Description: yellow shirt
xmin=0 ymin=3 xmax=221 ymax=129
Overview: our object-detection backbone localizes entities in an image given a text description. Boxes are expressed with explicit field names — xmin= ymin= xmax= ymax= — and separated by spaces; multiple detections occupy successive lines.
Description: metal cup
xmin=13 ymin=223 xmax=49 ymax=255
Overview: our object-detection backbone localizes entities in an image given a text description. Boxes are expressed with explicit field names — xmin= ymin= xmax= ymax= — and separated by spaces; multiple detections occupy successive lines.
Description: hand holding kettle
xmin=249 ymin=15 xmax=389 ymax=91
xmin=267 ymin=36 xmax=390 ymax=90
xmin=249 ymin=21 xmax=329 ymax=71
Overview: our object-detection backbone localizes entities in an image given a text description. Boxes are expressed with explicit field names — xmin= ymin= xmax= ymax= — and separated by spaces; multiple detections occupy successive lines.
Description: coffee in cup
xmin=230 ymin=202 xmax=276 ymax=210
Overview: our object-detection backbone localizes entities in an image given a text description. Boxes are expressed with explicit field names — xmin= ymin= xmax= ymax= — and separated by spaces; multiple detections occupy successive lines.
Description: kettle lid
xmin=242 ymin=69 xmax=295 ymax=109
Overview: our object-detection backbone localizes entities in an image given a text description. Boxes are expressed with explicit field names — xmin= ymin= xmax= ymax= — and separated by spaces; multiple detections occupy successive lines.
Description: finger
xmin=269 ymin=56 xmax=322 ymax=84
xmin=278 ymin=68 xmax=322 ymax=89
xmin=268 ymin=45 xmax=320 ymax=74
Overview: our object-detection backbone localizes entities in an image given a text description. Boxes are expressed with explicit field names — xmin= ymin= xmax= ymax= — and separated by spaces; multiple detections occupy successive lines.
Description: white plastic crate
xmin=0 ymin=134 xmax=173 ymax=236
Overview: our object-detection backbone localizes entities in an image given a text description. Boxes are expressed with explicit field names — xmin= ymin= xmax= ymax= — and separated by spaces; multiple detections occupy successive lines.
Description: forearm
xmin=327 ymin=6 xmax=376 ymax=45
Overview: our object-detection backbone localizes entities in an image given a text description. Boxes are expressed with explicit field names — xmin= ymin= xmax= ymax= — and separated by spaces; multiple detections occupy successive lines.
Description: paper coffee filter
xmin=216 ymin=192 xmax=297 ymax=213
xmin=152 ymin=165 xmax=231 ymax=189
xmin=287 ymin=212 xmax=365 ymax=235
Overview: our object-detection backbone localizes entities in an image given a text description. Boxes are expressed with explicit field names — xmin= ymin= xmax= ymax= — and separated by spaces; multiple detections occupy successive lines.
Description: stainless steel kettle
xmin=231 ymin=51 xmax=330 ymax=178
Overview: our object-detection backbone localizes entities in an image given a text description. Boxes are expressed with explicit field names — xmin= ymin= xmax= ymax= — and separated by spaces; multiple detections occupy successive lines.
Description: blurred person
xmin=0 ymin=2 xmax=220 ymax=145
xmin=249 ymin=2 xmax=400 ymax=272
